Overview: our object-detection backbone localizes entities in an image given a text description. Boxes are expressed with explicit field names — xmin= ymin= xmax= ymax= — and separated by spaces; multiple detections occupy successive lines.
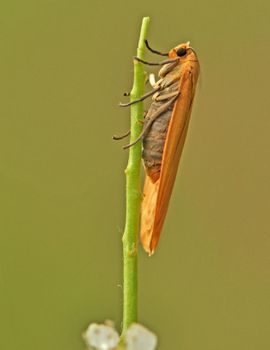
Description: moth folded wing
xmin=150 ymin=68 xmax=199 ymax=253
xmin=150 ymin=112 xmax=190 ymax=254
xmin=140 ymin=175 xmax=160 ymax=255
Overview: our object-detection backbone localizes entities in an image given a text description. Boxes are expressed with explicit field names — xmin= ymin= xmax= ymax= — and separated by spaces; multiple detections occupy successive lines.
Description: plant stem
xmin=122 ymin=17 xmax=150 ymax=334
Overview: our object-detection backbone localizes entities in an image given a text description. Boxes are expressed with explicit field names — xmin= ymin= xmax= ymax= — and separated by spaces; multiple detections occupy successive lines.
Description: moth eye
xmin=176 ymin=47 xmax=187 ymax=57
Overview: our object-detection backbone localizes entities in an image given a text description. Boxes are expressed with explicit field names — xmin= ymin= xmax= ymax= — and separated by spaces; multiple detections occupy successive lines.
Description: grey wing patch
xmin=142 ymin=91 xmax=180 ymax=181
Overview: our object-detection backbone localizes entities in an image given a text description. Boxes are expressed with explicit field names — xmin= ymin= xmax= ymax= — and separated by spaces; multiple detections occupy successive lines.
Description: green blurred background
xmin=0 ymin=1 xmax=269 ymax=349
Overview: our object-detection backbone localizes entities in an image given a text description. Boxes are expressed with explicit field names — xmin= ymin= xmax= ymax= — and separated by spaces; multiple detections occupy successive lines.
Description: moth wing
xmin=142 ymin=67 xmax=199 ymax=254
xmin=141 ymin=175 xmax=159 ymax=253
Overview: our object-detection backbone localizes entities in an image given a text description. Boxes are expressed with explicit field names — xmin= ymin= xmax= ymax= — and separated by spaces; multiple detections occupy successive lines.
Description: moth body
xmin=140 ymin=42 xmax=200 ymax=254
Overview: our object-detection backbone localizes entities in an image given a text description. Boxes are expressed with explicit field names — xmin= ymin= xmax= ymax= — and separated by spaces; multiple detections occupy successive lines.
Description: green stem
xmin=122 ymin=17 xmax=150 ymax=334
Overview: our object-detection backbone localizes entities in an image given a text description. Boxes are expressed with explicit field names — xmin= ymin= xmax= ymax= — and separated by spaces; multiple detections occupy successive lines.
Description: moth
xmin=115 ymin=40 xmax=200 ymax=254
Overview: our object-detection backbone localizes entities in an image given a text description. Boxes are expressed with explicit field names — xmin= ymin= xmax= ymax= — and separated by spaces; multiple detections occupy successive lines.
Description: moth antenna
xmin=145 ymin=40 xmax=168 ymax=56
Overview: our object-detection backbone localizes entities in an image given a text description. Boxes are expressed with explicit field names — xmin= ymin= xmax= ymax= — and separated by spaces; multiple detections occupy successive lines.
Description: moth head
xmin=169 ymin=41 xmax=197 ymax=62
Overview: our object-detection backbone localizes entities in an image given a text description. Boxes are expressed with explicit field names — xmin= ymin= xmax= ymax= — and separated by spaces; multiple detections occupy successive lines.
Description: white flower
xmin=84 ymin=323 xmax=119 ymax=350
xmin=83 ymin=321 xmax=157 ymax=350
xmin=125 ymin=324 xmax=157 ymax=350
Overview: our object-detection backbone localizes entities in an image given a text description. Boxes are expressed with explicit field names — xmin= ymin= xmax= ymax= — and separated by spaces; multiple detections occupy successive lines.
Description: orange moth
xmin=116 ymin=40 xmax=200 ymax=254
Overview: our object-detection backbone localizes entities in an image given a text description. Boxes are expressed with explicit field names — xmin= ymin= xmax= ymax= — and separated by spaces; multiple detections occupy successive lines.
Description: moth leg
xmin=158 ymin=60 xmax=179 ymax=77
xmin=144 ymin=40 xmax=168 ymax=56
xmin=119 ymin=87 xmax=160 ymax=107
xmin=155 ymin=90 xmax=180 ymax=102
xmin=134 ymin=56 xmax=178 ymax=66
xmin=113 ymin=111 xmax=146 ymax=141
xmin=112 ymin=130 xmax=131 ymax=140
xmin=123 ymin=93 xmax=180 ymax=149
xmin=122 ymin=74 xmax=153 ymax=98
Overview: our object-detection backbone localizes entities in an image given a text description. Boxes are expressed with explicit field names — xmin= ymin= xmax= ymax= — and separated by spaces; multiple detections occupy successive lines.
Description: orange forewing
xmin=141 ymin=44 xmax=199 ymax=254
